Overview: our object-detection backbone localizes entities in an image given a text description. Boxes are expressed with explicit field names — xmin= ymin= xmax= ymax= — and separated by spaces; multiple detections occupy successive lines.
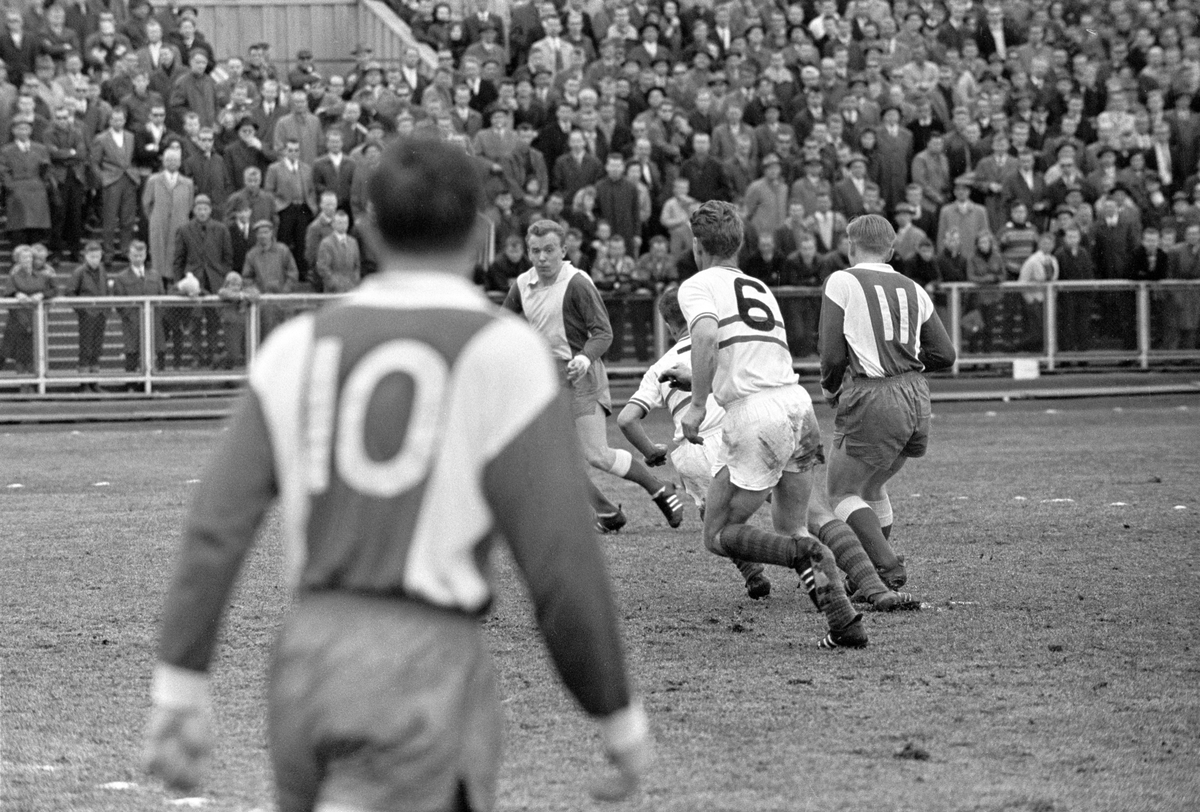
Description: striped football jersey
xmin=157 ymin=271 xmax=632 ymax=718
xmin=819 ymin=262 xmax=955 ymax=395
xmin=677 ymin=265 xmax=798 ymax=407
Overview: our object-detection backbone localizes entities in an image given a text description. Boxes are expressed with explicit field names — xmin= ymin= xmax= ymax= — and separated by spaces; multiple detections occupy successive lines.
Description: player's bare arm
xmin=617 ymin=402 xmax=668 ymax=466
xmin=682 ymin=315 xmax=717 ymax=444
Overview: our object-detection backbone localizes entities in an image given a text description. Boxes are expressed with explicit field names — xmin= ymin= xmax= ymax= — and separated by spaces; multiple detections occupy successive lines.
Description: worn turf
xmin=1 ymin=399 xmax=1198 ymax=811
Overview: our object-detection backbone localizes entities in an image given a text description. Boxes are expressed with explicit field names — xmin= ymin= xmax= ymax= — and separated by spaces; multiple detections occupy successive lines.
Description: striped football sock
xmin=819 ymin=519 xmax=888 ymax=601
xmin=834 ymin=496 xmax=901 ymax=572
xmin=806 ymin=541 xmax=860 ymax=631
xmin=718 ymin=524 xmax=799 ymax=568
xmin=733 ymin=558 xmax=765 ymax=581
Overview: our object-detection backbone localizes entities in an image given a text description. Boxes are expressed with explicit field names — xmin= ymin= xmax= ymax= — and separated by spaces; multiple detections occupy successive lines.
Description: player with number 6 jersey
xmin=678 ymin=201 xmax=867 ymax=648
xmin=819 ymin=213 xmax=956 ymax=594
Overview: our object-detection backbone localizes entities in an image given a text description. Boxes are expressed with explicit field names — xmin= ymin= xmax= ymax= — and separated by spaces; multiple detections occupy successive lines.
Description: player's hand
xmin=657 ymin=362 xmax=692 ymax=391
xmin=143 ymin=704 xmax=214 ymax=793
xmin=681 ymin=402 xmax=706 ymax=444
xmin=566 ymin=354 xmax=591 ymax=383
xmin=822 ymin=387 xmax=840 ymax=408
xmin=643 ymin=444 xmax=668 ymax=467
xmin=590 ymin=703 xmax=653 ymax=802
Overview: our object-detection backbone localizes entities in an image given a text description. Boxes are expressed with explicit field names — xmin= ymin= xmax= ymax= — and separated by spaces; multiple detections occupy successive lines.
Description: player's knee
xmin=582 ymin=445 xmax=614 ymax=470
xmin=703 ymin=526 xmax=726 ymax=556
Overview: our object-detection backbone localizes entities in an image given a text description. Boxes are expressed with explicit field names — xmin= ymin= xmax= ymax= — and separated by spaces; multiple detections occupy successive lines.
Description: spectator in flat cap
xmin=168 ymin=47 xmax=217 ymax=129
xmin=937 ymin=174 xmax=989 ymax=259
xmin=242 ymin=214 xmax=297 ymax=336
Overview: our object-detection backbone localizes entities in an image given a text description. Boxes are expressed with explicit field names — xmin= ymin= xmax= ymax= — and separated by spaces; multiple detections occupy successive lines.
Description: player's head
xmin=845 ymin=214 xmax=895 ymax=263
xmin=657 ymin=285 xmax=687 ymax=337
xmin=689 ymin=200 xmax=743 ymax=266
xmin=367 ymin=137 xmax=483 ymax=262
xmin=526 ymin=219 xmax=567 ymax=276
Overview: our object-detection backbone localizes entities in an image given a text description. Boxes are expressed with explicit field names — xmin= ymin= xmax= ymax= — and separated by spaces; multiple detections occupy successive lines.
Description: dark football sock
xmin=733 ymin=558 xmax=765 ymax=581
xmin=835 ymin=497 xmax=901 ymax=571
xmin=805 ymin=541 xmax=860 ymax=631
xmin=718 ymin=524 xmax=798 ymax=568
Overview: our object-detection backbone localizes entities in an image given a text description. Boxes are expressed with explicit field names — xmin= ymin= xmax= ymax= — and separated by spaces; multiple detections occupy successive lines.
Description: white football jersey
xmin=677 ymin=265 xmax=798 ymax=406
xmin=628 ymin=337 xmax=725 ymax=444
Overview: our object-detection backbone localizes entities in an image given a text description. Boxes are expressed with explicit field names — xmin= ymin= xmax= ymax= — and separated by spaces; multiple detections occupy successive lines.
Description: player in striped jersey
xmin=504 ymin=219 xmax=684 ymax=534
xmin=819 ymin=214 xmax=956 ymax=591
xmin=144 ymin=139 xmax=651 ymax=811
xmin=620 ymin=287 xmax=921 ymax=611
xmin=677 ymin=201 xmax=867 ymax=649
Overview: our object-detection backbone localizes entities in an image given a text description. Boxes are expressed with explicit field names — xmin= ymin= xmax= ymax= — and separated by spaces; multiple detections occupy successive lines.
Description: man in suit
xmin=874 ymin=104 xmax=913 ymax=212
xmin=534 ymin=100 xmax=576 ymax=172
xmin=227 ymin=197 xmax=255 ymax=274
xmin=135 ymin=18 xmax=180 ymax=76
xmin=168 ymin=47 xmax=217 ymax=131
xmin=0 ymin=9 xmax=39 ymax=88
xmin=248 ymin=79 xmax=285 ymax=147
xmin=91 ymin=106 xmax=140 ymax=259
xmin=172 ymin=193 xmax=233 ymax=366
xmin=45 ymin=105 xmax=90 ymax=261
xmin=111 ymin=239 xmax=167 ymax=375
xmin=710 ymin=104 xmax=756 ymax=164
xmin=312 ymin=128 xmax=356 ymax=216
xmin=1090 ymin=197 xmax=1141 ymax=348
xmin=225 ymin=165 xmax=275 ymax=232
xmin=833 ymin=153 xmax=869 ymax=218
xmin=552 ymin=128 xmax=603 ymax=205
xmin=264 ymin=138 xmax=318 ymax=287
xmin=1001 ymin=150 xmax=1047 ymax=228
xmin=463 ymin=0 xmax=505 ymax=45
xmin=181 ymin=126 xmax=232 ymax=219
xmin=315 ymin=210 xmax=361 ymax=293
xmin=134 ymin=102 xmax=178 ymax=176
xmin=937 ymin=173 xmax=989 ymax=257
xmin=911 ymin=131 xmax=951 ymax=216
xmin=142 ymin=142 xmax=194 ymax=281
xmin=224 ymin=117 xmax=272 ymax=192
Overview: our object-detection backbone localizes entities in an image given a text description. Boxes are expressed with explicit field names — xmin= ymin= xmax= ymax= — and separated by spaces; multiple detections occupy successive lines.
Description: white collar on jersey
xmin=528 ymin=261 xmax=579 ymax=287
xmin=349 ymin=270 xmax=489 ymax=310
xmin=851 ymin=262 xmax=897 ymax=273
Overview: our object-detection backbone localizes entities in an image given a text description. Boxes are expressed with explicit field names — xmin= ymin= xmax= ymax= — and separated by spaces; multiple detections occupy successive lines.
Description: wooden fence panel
xmin=189 ymin=0 xmax=359 ymax=72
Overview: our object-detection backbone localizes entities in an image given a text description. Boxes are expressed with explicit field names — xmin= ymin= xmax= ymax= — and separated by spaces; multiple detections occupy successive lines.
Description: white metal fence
xmin=1 ymin=280 xmax=1198 ymax=396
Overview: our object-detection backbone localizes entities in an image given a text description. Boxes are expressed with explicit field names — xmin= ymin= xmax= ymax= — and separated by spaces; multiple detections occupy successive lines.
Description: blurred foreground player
xmin=144 ymin=138 xmax=652 ymax=812
xmin=621 ymin=287 xmax=919 ymax=612
xmin=504 ymin=219 xmax=684 ymax=534
xmin=677 ymin=201 xmax=867 ymax=649
xmin=819 ymin=214 xmax=956 ymax=590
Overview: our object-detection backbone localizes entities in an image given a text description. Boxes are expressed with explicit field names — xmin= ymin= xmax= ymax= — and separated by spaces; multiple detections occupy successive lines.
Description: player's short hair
xmin=846 ymin=214 xmax=895 ymax=256
xmin=689 ymin=200 xmax=743 ymax=259
xmin=657 ymin=285 xmax=685 ymax=330
xmin=368 ymin=138 xmax=482 ymax=254
xmin=526 ymin=218 xmax=566 ymax=245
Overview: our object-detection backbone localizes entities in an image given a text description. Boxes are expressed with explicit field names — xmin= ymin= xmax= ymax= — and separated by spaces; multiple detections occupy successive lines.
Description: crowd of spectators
xmin=2 ymin=0 xmax=1200 ymax=374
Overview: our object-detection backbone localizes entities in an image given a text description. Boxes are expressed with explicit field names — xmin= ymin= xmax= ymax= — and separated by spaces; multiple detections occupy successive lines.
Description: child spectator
xmin=482 ymin=234 xmax=527 ymax=294
xmin=1017 ymin=231 xmax=1061 ymax=351
xmin=997 ymin=201 xmax=1040 ymax=279
xmin=659 ymin=176 xmax=699 ymax=257
xmin=216 ymin=271 xmax=258 ymax=369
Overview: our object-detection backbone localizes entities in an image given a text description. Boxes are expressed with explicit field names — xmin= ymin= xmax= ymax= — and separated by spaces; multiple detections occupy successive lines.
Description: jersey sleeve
xmin=818 ymin=271 xmax=852 ymax=395
xmin=677 ymin=274 xmax=716 ymax=330
xmin=476 ymin=317 xmax=633 ymax=718
xmin=501 ymin=279 xmax=522 ymax=314
xmin=627 ymin=361 xmax=668 ymax=415
xmin=157 ymin=390 xmax=279 ymax=673
xmin=563 ymin=272 xmax=613 ymax=361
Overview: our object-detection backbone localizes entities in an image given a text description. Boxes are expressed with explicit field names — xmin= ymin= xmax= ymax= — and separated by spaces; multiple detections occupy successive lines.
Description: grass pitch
xmin=1 ymin=397 xmax=1198 ymax=812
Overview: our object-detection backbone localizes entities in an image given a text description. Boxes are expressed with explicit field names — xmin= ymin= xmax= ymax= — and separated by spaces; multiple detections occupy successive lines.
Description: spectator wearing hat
xmin=170 ymin=193 xmax=230 ymax=367
xmin=288 ymin=48 xmax=321 ymax=91
xmin=911 ymin=131 xmax=951 ymax=215
xmin=892 ymin=203 xmax=928 ymax=264
xmin=242 ymin=218 xmax=297 ymax=336
xmin=224 ymin=116 xmax=271 ymax=188
xmin=167 ymin=15 xmax=213 ymax=70
xmin=91 ymin=106 xmax=140 ymax=259
xmin=874 ymin=105 xmax=914 ymax=212
xmin=1 ymin=115 xmax=52 ymax=247
xmin=743 ymin=152 xmax=789 ymax=237
xmin=833 ymin=152 xmax=870 ymax=218
xmin=264 ymin=138 xmax=318 ymax=286
xmin=243 ymin=42 xmax=277 ymax=88
xmin=464 ymin=0 xmax=505 ymax=46
xmin=168 ymin=47 xmax=216 ymax=130
xmin=937 ymin=173 xmax=989 ymax=259
xmin=464 ymin=21 xmax=509 ymax=73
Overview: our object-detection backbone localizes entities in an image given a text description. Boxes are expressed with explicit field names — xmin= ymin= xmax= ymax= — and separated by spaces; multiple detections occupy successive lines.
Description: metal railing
xmin=2 ymin=280 xmax=1198 ymax=396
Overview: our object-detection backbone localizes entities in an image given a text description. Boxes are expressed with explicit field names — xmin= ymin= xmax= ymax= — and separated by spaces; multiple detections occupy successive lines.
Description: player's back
xmin=824 ymin=262 xmax=937 ymax=379
xmin=250 ymin=272 xmax=563 ymax=612
xmin=677 ymin=265 xmax=798 ymax=406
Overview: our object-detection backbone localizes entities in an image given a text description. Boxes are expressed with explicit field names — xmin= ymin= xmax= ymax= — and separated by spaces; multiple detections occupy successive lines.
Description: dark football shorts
xmin=558 ymin=358 xmax=613 ymax=418
xmin=268 ymin=593 xmax=501 ymax=812
xmin=832 ymin=371 xmax=931 ymax=470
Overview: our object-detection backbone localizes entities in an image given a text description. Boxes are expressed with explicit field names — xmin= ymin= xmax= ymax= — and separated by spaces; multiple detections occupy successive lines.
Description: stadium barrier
xmin=1 ymin=281 xmax=1198 ymax=396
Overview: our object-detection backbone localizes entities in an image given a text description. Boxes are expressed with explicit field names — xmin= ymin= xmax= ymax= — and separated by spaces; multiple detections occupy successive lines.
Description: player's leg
xmin=702 ymin=465 xmax=773 ymax=597
xmin=576 ymin=405 xmax=684 ymax=527
xmin=826 ymin=445 xmax=904 ymax=576
xmin=863 ymin=479 xmax=894 ymax=539
xmin=808 ymin=471 xmax=919 ymax=611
